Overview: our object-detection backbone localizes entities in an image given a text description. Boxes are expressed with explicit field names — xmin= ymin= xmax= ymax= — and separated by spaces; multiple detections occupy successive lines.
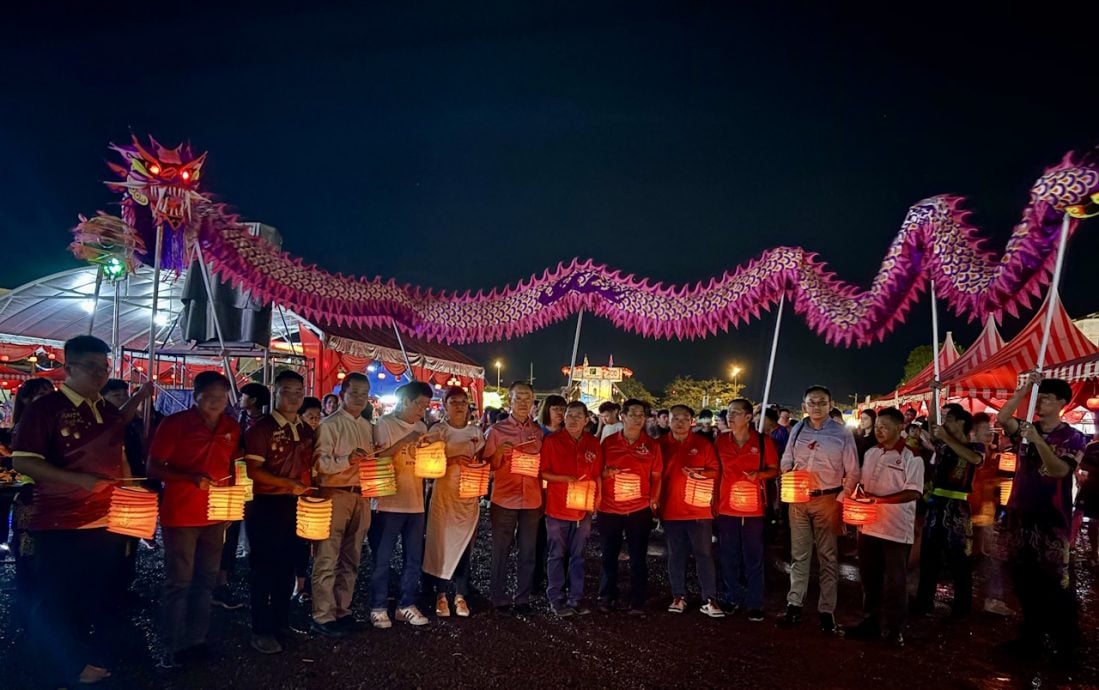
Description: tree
xmin=614 ymin=378 xmax=657 ymax=406
xmin=897 ymin=341 xmax=964 ymax=388
xmin=661 ymin=376 xmax=746 ymax=413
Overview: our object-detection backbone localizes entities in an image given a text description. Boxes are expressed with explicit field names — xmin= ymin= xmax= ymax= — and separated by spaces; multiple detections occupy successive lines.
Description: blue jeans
xmin=368 ymin=511 xmax=425 ymax=609
xmin=717 ymin=515 xmax=765 ymax=609
xmin=664 ymin=519 xmax=717 ymax=601
xmin=545 ymin=515 xmax=592 ymax=608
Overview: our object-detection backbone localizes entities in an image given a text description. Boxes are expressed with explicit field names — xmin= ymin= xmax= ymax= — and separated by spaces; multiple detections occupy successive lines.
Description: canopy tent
xmin=894 ymin=331 xmax=961 ymax=398
xmin=1016 ymin=351 xmax=1099 ymax=412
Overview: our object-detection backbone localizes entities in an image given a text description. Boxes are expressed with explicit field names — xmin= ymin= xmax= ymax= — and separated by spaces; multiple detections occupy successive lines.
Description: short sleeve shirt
xmin=484 ymin=415 xmax=544 ymax=510
xmin=659 ymin=432 xmax=720 ymax=521
xmin=859 ymin=441 xmax=924 ymax=544
xmin=244 ymin=411 xmax=315 ymax=495
xmin=149 ymin=408 xmax=241 ymax=527
xmin=542 ymin=431 xmax=602 ymax=521
xmin=600 ymin=431 xmax=662 ymax=515
xmin=715 ymin=431 xmax=779 ymax=518
xmin=12 ymin=385 xmax=126 ymax=531
xmin=373 ymin=413 xmax=428 ymax=513
xmin=1007 ymin=420 xmax=1086 ymax=531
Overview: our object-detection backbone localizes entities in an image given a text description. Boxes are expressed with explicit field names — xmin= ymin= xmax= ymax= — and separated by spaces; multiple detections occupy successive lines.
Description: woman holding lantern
xmin=423 ymin=386 xmax=486 ymax=618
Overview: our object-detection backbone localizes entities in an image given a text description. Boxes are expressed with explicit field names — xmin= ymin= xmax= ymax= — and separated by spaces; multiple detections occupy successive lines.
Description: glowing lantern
xmin=999 ymin=479 xmax=1013 ymax=505
xmin=1086 ymin=396 xmax=1099 ymax=410
xmin=842 ymin=499 xmax=880 ymax=526
xmin=729 ymin=480 xmax=761 ymax=513
xmin=684 ymin=476 xmax=714 ymax=508
xmin=458 ymin=463 xmax=491 ymax=499
xmin=207 ymin=485 xmax=247 ymax=521
xmin=565 ymin=480 xmax=597 ymax=512
xmin=613 ymin=472 xmax=642 ymax=503
xmin=998 ymin=452 xmax=1017 ymax=473
xmin=107 ymin=486 xmax=159 ymax=539
xmin=971 ymin=500 xmax=995 ymax=527
xmin=296 ymin=496 xmax=333 ymax=540
xmin=780 ymin=471 xmax=811 ymax=503
xmin=414 ymin=441 xmax=448 ymax=479
xmin=234 ymin=460 xmax=254 ymax=502
xmin=510 ymin=451 xmax=541 ymax=478
xmin=360 ymin=457 xmax=398 ymax=497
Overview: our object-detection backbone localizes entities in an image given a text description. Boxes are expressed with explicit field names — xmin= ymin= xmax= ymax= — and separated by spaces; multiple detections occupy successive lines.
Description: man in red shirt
xmin=541 ymin=401 xmax=603 ymax=616
xmin=243 ymin=370 xmax=314 ymax=655
xmin=659 ymin=404 xmax=723 ymax=617
xmin=484 ymin=381 xmax=544 ymax=615
xmin=599 ymin=398 xmax=663 ymax=614
xmin=715 ymin=398 xmax=779 ymax=622
xmin=148 ymin=371 xmax=241 ymax=668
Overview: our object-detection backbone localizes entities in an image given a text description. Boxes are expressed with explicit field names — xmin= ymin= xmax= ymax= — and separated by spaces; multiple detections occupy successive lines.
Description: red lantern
xmin=565 ymin=480 xmax=597 ymax=512
xmin=458 ymin=463 xmax=491 ymax=499
xmin=729 ymin=480 xmax=761 ymax=513
xmin=509 ymin=451 xmax=541 ymax=478
xmin=1087 ymin=397 xmax=1099 ymax=411
xmin=780 ymin=471 xmax=811 ymax=503
xmin=998 ymin=451 xmax=1017 ymax=473
xmin=842 ymin=499 xmax=879 ymax=526
xmin=360 ymin=457 xmax=398 ymax=497
xmin=613 ymin=472 xmax=642 ymax=503
xmin=683 ymin=476 xmax=714 ymax=508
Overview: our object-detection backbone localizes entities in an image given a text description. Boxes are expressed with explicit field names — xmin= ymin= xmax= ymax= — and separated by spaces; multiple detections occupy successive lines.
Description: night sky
xmin=2 ymin=3 xmax=1097 ymax=407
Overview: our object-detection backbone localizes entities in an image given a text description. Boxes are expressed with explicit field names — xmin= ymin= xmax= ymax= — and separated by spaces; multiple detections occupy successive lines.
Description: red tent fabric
xmin=936 ymin=316 xmax=1005 ymax=386
xmin=895 ymin=332 xmax=961 ymax=397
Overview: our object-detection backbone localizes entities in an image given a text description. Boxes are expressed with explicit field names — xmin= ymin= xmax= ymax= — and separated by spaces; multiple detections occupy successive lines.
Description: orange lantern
xmin=842 ymin=499 xmax=880 ymax=526
xmin=566 ymin=480 xmax=597 ymax=512
xmin=683 ymin=476 xmax=714 ymax=508
xmin=107 ymin=486 xmax=159 ymax=539
xmin=971 ymin=500 xmax=995 ymax=527
xmin=510 ymin=451 xmax=541 ymax=478
xmin=999 ymin=479 xmax=1013 ymax=505
xmin=207 ymin=485 xmax=247 ymax=521
xmin=780 ymin=471 xmax=811 ymax=503
xmin=414 ymin=441 xmax=448 ymax=479
xmin=458 ymin=463 xmax=491 ymax=499
xmin=1086 ymin=396 xmax=1099 ymax=411
xmin=729 ymin=480 xmax=761 ymax=513
xmin=234 ymin=459 xmax=254 ymax=502
xmin=360 ymin=457 xmax=398 ymax=497
xmin=296 ymin=496 xmax=333 ymax=540
xmin=613 ymin=472 xmax=642 ymax=503
xmin=998 ymin=451 xmax=1017 ymax=473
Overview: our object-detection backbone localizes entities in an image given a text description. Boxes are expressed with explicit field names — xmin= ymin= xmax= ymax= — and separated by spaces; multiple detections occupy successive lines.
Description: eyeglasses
xmin=69 ymin=360 xmax=111 ymax=375
xmin=804 ymin=400 xmax=831 ymax=408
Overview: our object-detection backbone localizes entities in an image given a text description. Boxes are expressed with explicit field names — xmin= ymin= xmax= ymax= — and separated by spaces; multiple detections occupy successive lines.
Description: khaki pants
xmin=311 ymin=489 xmax=370 ymax=624
xmin=787 ymin=493 xmax=841 ymax=613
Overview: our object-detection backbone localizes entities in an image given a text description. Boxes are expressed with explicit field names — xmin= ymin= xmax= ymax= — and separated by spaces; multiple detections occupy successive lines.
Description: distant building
xmin=1074 ymin=312 xmax=1099 ymax=346
xmin=561 ymin=355 xmax=634 ymax=407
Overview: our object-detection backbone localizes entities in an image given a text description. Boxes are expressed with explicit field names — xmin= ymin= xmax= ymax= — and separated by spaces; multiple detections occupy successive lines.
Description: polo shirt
xmin=12 ymin=384 xmax=126 ymax=531
xmin=600 ymin=431 xmax=662 ymax=515
xmin=314 ymin=408 xmax=375 ymax=488
xmin=373 ymin=413 xmax=428 ymax=513
xmin=780 ymin=418 xmax=860 ymax=494
xmin=659 ymin=432 xmax=719 ymax=521
xmin=715 ymin=430 xmax=779 ymax=518
xmin=149 ymin=408 xmax=241 ymax=527
xmin=243 ymin=411 xmax=314 ymax=495
xmin=542 ymin=430 xmax=602 ymax=521
xmin=484 ymin=415 xmax=544 ymax=510
xmin=1006 ymin=420 xmax=1086 ymax=532
xmin=859 ymin=440 xmax=924 ymax=544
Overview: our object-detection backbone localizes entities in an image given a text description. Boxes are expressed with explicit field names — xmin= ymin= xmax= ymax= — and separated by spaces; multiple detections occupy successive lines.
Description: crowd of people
xmin=2 ymin=334 xmax=1096 ymax=685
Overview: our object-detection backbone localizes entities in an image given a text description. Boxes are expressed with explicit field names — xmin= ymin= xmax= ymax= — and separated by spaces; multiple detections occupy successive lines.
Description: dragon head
xmin=106 ymin=135 xmax=208 ymax=229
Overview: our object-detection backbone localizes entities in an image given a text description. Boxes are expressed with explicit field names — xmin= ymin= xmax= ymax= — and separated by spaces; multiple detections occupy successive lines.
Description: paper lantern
xmin=999 ymin=479 xmax=1013 ymax=505
xmin=998 ymin=451 xmax=1017 ymax=473
xmin=415 ymin=441 xmax=448 ymax=479
xmin=360 ymin=457 xmax=398 ymax=497
xmin=971 ymin=500 xmax=995 ymax=527
xmin=458 ymin=463 xmax=491 ymax=499
xmin=842 ymin=499 xmax=880 ymax=526
xmin=684 ymin=476 xmax=714 ymax=508
xmin=566 ymin=480 xmax=597 ymax=512
xmin=1086 ymin=396 xmax=1099 ymax=411
xmin=510 ymin=451 xmax=541 ymax=478
xmin=207 ymin=485 xmax=247 ymax=521
xmin=296 ymin=496 xmax=333 ymax=540
xmin=234 ymin=459 xmax=254 ymax=502
xmin=107 ymin=486 xmax=158 ymax=539
xmin=780 ymin=471 xmax=811 ymax=503
xmin=729 ymin=480 xmax=761 ymax=513
xmin=613 ymin=472 xmax=642 ymax=503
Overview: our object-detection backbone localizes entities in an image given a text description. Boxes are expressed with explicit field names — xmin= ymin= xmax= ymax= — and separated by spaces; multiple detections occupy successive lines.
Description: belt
xmin=318 ymin=485 xmax=362 ymax=494
xmin=808 ymin=486 xmax=843 ymax=497
xmin=930 ymin=488 xmax=969 ymax=501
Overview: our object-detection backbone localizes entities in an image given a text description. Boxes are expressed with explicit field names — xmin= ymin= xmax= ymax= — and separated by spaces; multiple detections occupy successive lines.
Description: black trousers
xmin=31 ymin=528 xmax=126 ymax=686
xmin=915 ymin=498 xmax=972 ymax=615
xmin=220 ymin=518 xmax=243 ymax=574
xmin=246 ymin=495 xmax=297 ymax=635
xmin=857 ymin=533 xmax=911 ymax=634
xmin=1005 ymin=520 xmax=1079 ymax=653
xmin=597 ymin=508 xmax=652 ymax=608
xmin=489 ymin=504 xmax=541 ymax=606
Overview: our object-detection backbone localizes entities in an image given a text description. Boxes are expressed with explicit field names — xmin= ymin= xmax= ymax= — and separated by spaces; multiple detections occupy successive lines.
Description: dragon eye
xmin=180 ymin=170 xmax=191 ymax=181
xmin=148 ymin=163 xmax=161 ymax=175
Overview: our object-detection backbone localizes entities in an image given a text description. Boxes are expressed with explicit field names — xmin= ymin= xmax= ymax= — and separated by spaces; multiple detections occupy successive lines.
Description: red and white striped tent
xmin=936 ymin=316 xmax=1005 ymax=389
xmin=895 ymin=331 xmax=961 ymax=398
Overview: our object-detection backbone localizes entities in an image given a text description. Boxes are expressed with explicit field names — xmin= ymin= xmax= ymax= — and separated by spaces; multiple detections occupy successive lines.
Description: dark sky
xmin=2 ymin=3 xmax=1097 ymax=407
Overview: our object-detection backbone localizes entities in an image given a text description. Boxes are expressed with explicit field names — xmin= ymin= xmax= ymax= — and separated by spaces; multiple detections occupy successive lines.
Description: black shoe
xmin=513 ymin=603 xmax=534 ymax=616
xmin=334 ymin=615 xmax=367 ymax=632
xmin=571 ymin=603 xmax=592 ymax=616
xmin=310 ymin=620 xmax=349 ymax=638
xmin=819 ymin=612 xmax=839 ymax=634
xmin=747 ymin=609 xmax=765 ymax=623
xmin=845 ymin=618 xmax=881 ymax=641
xmin=212 ymin=586 xmax=244 ymax=610
xmin=275 ymin=625 xmax=308 ymax=641
xmin=493 ymin=604 xmax=514 ymax=616
xmin=718 ymin=600 xmax=740 ymax=615
xmin=597 ymin=600 xmax=616 ymax=614
xmin=778 ymin=604 xmax=802 ymax=628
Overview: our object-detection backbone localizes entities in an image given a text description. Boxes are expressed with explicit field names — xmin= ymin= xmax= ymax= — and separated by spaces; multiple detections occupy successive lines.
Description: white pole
xmin=757 ymin=292 xmax=785 ymax=432
xmin=566 ymin=309 xmax=584 ymax=393
xmin=1022 ymin=213 xmax=1073 ymax=438
xmin=930 ymin=279 xmax=942 ymax=425
xmin=143 ymin=224 xmax=164 ymax=436
xmin=391 ymin=319 xmax=416 ymax=380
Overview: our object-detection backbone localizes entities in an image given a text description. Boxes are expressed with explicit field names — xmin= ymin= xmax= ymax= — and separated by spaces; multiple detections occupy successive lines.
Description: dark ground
xmin=1 ymin=510 xmax=1096 ymax=690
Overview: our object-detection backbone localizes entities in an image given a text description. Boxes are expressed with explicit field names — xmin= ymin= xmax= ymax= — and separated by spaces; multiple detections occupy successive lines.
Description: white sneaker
xmin=983 ymin=599 xmax=1014 ymax=616
xmin=667 ymin=597 xmax=686 ymax=613
xmin=699 ymin=600 xmax=726 ymax=618
xmin=370 ymin=609 xmax=392 ymax=629
xmin=396 ymin=605 xmax=429 ymax=626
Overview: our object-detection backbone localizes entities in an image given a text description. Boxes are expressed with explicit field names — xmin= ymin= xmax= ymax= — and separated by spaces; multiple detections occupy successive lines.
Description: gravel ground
xmin=1 ymin=510 xmax=1096 ymax=689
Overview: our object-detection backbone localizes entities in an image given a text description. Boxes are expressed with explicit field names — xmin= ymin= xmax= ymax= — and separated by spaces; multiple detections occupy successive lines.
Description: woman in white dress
xmin=423 ymin=386 xmax=485 ymax=617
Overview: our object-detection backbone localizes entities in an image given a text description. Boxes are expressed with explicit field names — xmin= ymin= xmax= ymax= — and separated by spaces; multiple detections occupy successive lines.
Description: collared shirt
xmin=314 ymin=408 xmax=375 ymax=488
xmin=149 ymin=408 xmax=241 ymax=527
xmin=484 ymin=415 xmax=544 ymax=510
xmin=373 ymin=413 xmax=428 ymax=513
xmin=1007 ymin=420 xmax=1086 ymax=532
xmin=780 ymin=418 xmax=860 ymax=494
xmin=715 ymin=429 xmax=779 ymax=518
xmin=542 ymin=430 xmax=602 ymax=521
xmin=244 ymin=411 xmax=314 ymax=495
xmin=659 ymin=432 xmax=719 ymax=521
xmin=600 ymin=431 xmax=662 ymax=515
xmin=12 ymin=384 xmax=126 ymax=530
xmin=859 ymin=440 xmax=923 ymax=544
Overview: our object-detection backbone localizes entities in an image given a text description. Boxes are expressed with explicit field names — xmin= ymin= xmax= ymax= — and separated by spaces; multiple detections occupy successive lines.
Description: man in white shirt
xmin=310 ymin=373 xmax=373 ymax=638
xmin=847 ymin=407 xmax=923 ymax=647
xmin=597 ymin=401 xmax=623 ymax=441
